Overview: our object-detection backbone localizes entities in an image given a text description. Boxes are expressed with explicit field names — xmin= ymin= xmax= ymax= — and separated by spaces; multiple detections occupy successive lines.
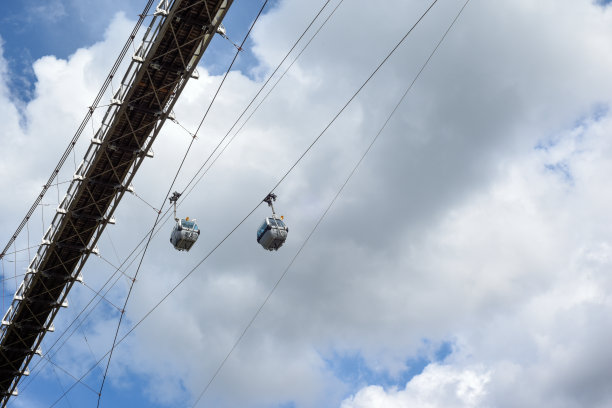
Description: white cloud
xmin=2 ymin=0 xmax=612 ymax=407
xmin=341 ymin=364 xmax=490 ymax=408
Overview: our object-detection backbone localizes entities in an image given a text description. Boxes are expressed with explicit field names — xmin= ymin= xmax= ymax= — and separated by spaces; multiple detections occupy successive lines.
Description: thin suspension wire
xmin=19 ymin=258 xmax=134 ymax=395
xmin=4 ymin=218 xmax=116 ymax=261
xmin=170 ymin=117 xmax=197 ymax=139
xmin=0 ymin=274 xmax=26 ymax=285
xmin=51 ymin=368 xmax=74 ymax=408
xmin=21 ymin=198 xmax=177 ymax=393
xmin=179 ymin=0 xmax=338 ymax=197
xmin=78 ymin=1 xmax=343 ymax=375
xmin=44 ymin=356 xmax=100 ymax=396
xmin=95 ymin=2 xmax=271 ymax=406
xmin=98 ymin=253 xmax=136 ymax=281
xmin=2 ymin=245 xmax=37 ymax=258
xmin=271 ymin=0 xmax=439 ymax=193
xmin=26 ymin=163 xmax=228 ymax=394
xmin=2 ymin=259 xmax=29 ymax=264
xmin=132 ymin=191 xmax=161 ymax=214
xmin=67 ymin=292 xmax=99 ymax=363
xmin=191 ymin=0 xmax=270 ymax=147
xmin=80 ymin=281 xmax=125 ymax=313
xmin=18 ymin=234 xmax=151 ymax=395
xmin=148 ymin=0 xmax=342 ymax=275
xmin=18 ymin=193 xmax=181 ymax=392
xmin=5 ymin=0 xmax=337 ymax=264
xmin=48 ymin=202 xmax=261 ymax=408
xmin=23 ymin=182 xmax=199 ymax=395
xmin=80 ymin=326 xmax=98 ymax=363
xmin=0 ymin=0 xmax=156 ymax=261
xmin=25 ymin=0 xmax=358 ymax=402
xmin=136 ymin=1 xmax=341 ymax=265
xmin=0 ymin=15 xmax=172 ymax=380
xmin=13 ymin=23 xmax=243 ymax=387
xmin=45 ymin=0 xmax=450 ymax=404
xmin=4 ymin=10 xmax=166 ymax=387
xmin=104 ymin=233 xmax=123 ymax=266
xmin=192 ymin=0 xmax=344 ymax=192
xmin=15 ymin=201 xmax=158 ymax=397
xmin=193 ymin=1 xmax=472 ymax=403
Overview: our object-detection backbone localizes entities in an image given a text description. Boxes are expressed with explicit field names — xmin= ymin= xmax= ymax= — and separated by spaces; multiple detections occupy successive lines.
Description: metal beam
xmin=0 ymin=0 xmax=233 ymax=404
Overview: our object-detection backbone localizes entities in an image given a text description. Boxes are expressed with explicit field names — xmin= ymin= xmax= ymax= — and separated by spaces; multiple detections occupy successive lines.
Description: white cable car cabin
xmin=257 ymin=216 xmax=288 ymax=251
xmin=257 ymin=193 xmax=288 ymax=251
xmin=170 ymin=217 xmax=200 ymax=251
xmin=168 ymin=191 xmax=200 ymax=251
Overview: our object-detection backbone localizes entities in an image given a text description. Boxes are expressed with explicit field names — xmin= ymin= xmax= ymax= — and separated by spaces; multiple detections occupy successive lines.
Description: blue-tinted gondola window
xmin=275 ymin=219 xmax=285 ymax=228
xmin=257 ymin=221 xmax=268 ymax=240
xmin=181 ymin=220 xmax=196 ymax=230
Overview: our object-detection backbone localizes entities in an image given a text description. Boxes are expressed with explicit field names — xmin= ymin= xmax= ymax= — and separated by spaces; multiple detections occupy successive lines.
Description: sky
xmin=1 ymin=0 xmax=612 ymax=407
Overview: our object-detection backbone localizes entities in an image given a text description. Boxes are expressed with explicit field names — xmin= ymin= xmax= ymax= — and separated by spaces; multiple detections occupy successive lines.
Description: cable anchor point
xmin=216 ymin=24 xmax=243 ymax=52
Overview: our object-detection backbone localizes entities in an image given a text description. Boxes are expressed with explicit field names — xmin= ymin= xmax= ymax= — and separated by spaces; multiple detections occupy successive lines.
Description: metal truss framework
xmin=0 ymin=0 xmax=233 ymax=404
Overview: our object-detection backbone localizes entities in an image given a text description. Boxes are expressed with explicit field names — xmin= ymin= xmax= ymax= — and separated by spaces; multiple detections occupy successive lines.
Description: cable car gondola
xmin=168 ymin=192 xmax=200 ymax=251
xmin=257 ymin=193 xmax=288 ymax=251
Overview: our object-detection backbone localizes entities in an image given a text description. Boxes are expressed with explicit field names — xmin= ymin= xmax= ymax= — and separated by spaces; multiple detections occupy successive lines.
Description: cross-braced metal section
xmin=0 ymin=0 xmax=233 ymax=404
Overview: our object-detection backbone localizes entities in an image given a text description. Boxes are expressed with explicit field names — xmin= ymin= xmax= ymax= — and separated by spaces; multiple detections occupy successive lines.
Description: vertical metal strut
xmin=263 ymin=193 xmax=278 ymax=215
xmin=169 ymin=191 xmax=181 ymax=221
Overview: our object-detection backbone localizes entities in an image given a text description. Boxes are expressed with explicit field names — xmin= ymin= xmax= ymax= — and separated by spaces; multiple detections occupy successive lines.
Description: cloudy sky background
xmin=1 ymin=0 xmax=612 ymax=407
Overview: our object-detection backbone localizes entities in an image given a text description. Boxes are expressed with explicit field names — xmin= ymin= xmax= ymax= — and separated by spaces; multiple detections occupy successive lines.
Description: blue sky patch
xmin=535 ymin=103 xmax=608 ymax=153
xmin=590 ymin=103 xmax=609 ymax=122
xmin=534 ymin=138 xmax=558 ymax=152
xmin=434 ymin=340 xmax=453 ymax=360
xmin=572 ymin=103 xmax=609 ymax=130
xmin=0 ymin=0 xmax=142 ymax=101
xmin=544 ymin=161 xmax=573 ymax=183
xmin=25 ymin=348 xmax=193 ymax=408
xmin=324 ymin=340 xmax=454 ymax=395
xmin=0 ymin=0 xmax=271 ymax=103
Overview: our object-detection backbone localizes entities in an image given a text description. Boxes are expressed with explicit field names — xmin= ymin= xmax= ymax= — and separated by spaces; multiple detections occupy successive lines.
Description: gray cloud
xmin=2 ymin=0 xmax=612 ymax=407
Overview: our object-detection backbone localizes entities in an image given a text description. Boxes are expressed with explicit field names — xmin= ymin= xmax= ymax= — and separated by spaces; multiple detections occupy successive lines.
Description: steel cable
xmin=0 ymin=0 xmax=156 ymax=261
xmin=43 ymin=0 xmax=452 ymax=405
xmin=95 ymin=1 xmax=271 ymax=406
xmin=193 ymin=0 xmax=471 ymax=404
